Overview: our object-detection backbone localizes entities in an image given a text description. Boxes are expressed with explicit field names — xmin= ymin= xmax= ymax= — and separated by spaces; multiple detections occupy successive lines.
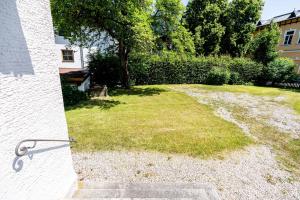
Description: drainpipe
xmin=80 ymin=46 xmax=84 ymax=69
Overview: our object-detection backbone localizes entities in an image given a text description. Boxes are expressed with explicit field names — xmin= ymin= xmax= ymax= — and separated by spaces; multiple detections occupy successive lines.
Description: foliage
xmin=61 ymin=78 xmax=89 ymax=107
xmin=185 ymin=0 xmax=226 ymax=55
xmin=229 ymin=57 xmax=263 ymax=83
xmin=263 ymin=57 xmax=297 ymax=83
xmin=229 ymin=72 xmax=242 ymax=85
xmin=250 ymin=23 xmax=280 ymax=65
xmin=129 ymin=53 xmax=262 ymax=85
xmin=51 ymin=0 xmax=154 ymax=88
xmin=206 ymin=67 xmax=230 ymax=85
xmin=88 ymin=53 xmax=122 ymax=87
xmin=152 ymin=0 xmax=195 ymax=54
xmin=221 ymin=0 xmax=264 ymax=56
xmin=66 ymin=85 xmax=251 ymax=156
xmin=170 ymin=26 xmax=195 ymax=54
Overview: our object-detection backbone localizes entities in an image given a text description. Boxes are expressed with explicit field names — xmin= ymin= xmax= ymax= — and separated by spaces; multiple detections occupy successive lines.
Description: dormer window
xmin=284 ymin=30 xmax=295 ymax=45
xmin=289 ymin=10 xmax=297 ymax=19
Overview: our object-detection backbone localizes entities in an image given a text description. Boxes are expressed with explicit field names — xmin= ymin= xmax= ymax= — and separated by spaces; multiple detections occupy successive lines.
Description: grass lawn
xmin=66 ymin=85 xmax=251 ymax=157
xmin=179 ymin=84 xmax=300 ymax=174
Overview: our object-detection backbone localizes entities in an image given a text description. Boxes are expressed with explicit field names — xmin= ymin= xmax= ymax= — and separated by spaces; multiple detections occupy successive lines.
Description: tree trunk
xmin=119 ymin=40 xmax=130 ymax=89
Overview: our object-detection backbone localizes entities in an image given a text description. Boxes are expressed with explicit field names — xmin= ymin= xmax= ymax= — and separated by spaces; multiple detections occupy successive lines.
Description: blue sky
xmin=181 ymin=0 xmax=299 ymax=20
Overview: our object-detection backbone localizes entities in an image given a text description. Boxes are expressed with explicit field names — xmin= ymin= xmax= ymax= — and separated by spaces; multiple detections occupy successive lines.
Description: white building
xmin=55 ymin=35 xmax=95 ymax=91
xmin=0 ymin=0 xmax=77 ymax=199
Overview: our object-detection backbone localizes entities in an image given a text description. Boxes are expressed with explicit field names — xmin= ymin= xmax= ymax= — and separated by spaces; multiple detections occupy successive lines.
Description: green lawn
xmin=179 ymin=84 xmax=300 ymax=174
xmin=66 ymin=85 xmax=251 ymax=157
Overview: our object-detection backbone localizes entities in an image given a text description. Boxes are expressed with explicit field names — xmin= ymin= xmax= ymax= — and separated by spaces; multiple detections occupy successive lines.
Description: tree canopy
xmin=51 ymin=0 xmax=154 ymax=88
xmin=185 ymin=0 xmax=227 ymax=55
xmin=250 ymin=23 xmax=280 ymax=65
xmin=221 ymin=0 xmax=264 ymax=56
xmin=152 ymin=0 xmax=195 ymax=54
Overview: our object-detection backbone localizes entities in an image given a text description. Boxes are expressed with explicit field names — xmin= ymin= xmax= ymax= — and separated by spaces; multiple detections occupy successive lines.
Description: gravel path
xmin=177 ymin=87 xmax=300 ymax=139
xmin=72 ymin=87 xmax=300 ymax=199
xmin=73 ymin=146 xmax=300 ymax=200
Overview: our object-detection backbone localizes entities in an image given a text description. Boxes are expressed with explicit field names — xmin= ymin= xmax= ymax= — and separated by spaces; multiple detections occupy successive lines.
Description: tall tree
xmin=221 ymin=0 xmax=264 ymax=57
xmin=250 ymin=23 xmax=280 ymax=65
xmin=185 ymin=0 xmax=227 ymax=55
xmin=152 ymin=0 xmax=195 ymax=54
xmin=51 ymin=0 xmax=154 ymax=88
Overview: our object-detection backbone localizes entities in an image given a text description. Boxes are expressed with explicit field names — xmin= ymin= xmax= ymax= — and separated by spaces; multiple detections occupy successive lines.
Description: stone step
xmin=66 ymin=182 xmax=220 ymax=200
xmin=81 ymin=182 xmax=216 ymax=191
xmin=65 ymin=198 xmax=195 ymax=200
xmin=74 ymin=188 xmax=216 ymax=199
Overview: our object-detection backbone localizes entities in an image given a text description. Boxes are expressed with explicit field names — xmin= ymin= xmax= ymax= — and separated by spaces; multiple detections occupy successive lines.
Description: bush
xmin=229 ymin=72 xmax=241 ymax=85
xmin=61 ymin=78 xmax=89 ymax=107
xmin=229 ymin=57 xmax=263 ymax=83
xmin=88 ymin=53 xmax=122 ymax=87
xmin=129 ymin=53 xmax=262 ymax=85
xmin=263 ymin=57 xmax=297 ymax=83
xmin=206 ymin=67 xmax=230 ymax=85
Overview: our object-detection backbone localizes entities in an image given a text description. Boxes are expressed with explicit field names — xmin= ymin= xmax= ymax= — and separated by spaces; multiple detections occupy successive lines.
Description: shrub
xmin=229 ymin=72 xmax=241 ymax=85
xmin=206 ymin=67 xmax=230 ymax=85
xmin=88 ymin=53 xmax=122 ymax=87
xmin=229 ymin=57 xmax=263 ymax=83
xmin=263 ymin=57 xmax=297 ymax=83
xmin=61 ymin=78 xmax=89 ymax=107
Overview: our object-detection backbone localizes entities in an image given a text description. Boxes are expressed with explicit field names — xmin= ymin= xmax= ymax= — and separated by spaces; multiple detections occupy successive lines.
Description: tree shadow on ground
xmin=65 ymin=99 xmax=122 ymax=111
xmin=109 ymin=87 xmax=167 ymax=97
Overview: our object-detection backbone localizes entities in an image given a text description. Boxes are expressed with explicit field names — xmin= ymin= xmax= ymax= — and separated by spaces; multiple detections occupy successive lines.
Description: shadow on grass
xmin=110 ymin=87 xmax=167 ymax=97
xmin=66 ymin=99 xmax=122 ymax=111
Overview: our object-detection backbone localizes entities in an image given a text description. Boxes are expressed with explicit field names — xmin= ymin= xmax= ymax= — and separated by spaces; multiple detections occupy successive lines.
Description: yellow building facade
xmin=257 ymin=10 xmax=300 ymax=74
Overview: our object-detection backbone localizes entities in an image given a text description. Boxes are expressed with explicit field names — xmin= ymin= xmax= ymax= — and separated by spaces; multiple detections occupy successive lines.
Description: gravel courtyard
xmin=72 ymin=86 xmax=300 ymax=200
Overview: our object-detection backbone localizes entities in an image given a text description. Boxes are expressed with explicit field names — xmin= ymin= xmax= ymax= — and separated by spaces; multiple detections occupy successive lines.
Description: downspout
xmin=80 ymin=46 xmax=84 ymax=69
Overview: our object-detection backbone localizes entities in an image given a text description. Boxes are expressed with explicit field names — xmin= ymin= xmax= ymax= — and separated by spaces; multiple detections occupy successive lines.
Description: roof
xmin=59 ymin=68 xmax=84 ymax=74
xmin=257 ymin=10 xmax=300 ymax=27
xmin=60 ymin=68 xmax=90 ymax=84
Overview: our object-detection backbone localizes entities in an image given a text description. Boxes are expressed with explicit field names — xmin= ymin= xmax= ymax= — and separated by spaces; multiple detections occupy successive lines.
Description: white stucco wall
xmin=55 ymin=36 xmax=97 ymax=69
xmin=0 ymin=0 xmax=77 ymax=200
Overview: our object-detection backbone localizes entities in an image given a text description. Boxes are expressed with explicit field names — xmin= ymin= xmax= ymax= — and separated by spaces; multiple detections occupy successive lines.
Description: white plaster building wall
xmin=55 ymin=43 xmax=84 ymax=69
xmin=0 ymin=0 xmax=77 ymax=200
xmin=55 ymin=35 xmax=97 ymax=69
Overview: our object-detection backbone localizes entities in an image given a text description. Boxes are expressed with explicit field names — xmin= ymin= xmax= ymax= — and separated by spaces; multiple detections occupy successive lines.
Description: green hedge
xmin=129 ymin=53 xmax=263 ymax=85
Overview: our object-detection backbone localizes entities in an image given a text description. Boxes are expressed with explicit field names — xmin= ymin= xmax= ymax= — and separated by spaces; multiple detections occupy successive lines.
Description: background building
xmin=257 ymin=10 xmax=300 ymax=74
xmin=55 ymin=35 xmax=95 ymax=91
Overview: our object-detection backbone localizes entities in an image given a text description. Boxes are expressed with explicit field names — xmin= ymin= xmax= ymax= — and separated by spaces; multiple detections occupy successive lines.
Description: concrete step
xmin=65 ymin=198 xmax=195 ymax=200
xmin=74 ymin=188 xmax=212 ymax=199
xmin=66 ymin=182 xmax=220 ymax=200
xmin=81 ymin=182 xmax=216 ymax=191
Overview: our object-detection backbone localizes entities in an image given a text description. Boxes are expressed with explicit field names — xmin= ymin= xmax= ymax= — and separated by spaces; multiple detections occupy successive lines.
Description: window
xmin=284 ymin=30 xmax=295 ymax=45
xmin=62 ymin=50 xmax=74 ymax=62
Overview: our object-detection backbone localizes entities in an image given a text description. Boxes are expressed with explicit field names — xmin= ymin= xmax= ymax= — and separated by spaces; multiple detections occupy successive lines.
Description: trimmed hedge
xmin=129 ymin=53 xmax=263 ymax=85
